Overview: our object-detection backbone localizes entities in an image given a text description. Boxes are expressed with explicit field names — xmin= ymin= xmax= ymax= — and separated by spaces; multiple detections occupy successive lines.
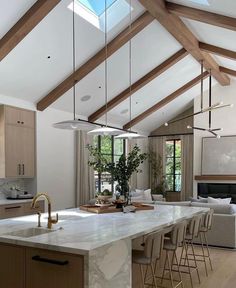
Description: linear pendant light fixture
xmin=88 ymin=0 xmax=123 ymax=136
xmin=53 ymin=0 xmax=97 ymax=131
xmin=187 ymin=69 xmax=224 ymax=138
xmin=164 ymin=61 xmax=233 ymax=127
xmin=115 ymin=0 xmax=146 ymax=140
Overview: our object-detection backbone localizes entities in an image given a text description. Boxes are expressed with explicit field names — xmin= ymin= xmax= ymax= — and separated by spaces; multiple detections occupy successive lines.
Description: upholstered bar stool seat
xmin=132 ymin=230 xmax=165 ymax=288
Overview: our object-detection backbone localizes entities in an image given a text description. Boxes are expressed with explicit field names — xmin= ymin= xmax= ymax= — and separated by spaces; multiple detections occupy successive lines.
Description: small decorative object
xmin=95 ymin=189 xmax=112 ymax=207
xmin=88 ymin=145 xmax=148 ymax=203
xmin=123 ymin=205 xmax=136 ymax=213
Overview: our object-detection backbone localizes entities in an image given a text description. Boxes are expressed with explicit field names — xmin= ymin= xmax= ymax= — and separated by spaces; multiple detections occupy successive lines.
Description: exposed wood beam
xmin=123 ymin=71 xmax=209 ymax=130
xmin=139 ymin=0 xmax=230 ymax=86
xmin=88 ymin=48 xmax=188 ymax=122
xmin=166 ymin=2 xmax=236 ymax=32
xmin=0 ymin=0 xmax=60 ymax=62
xmin=220 ymin=66 xmax=236 ymax=77
xmin=199 ymin=42 xmax=236 ymax=61
xmin=37 ymin=12 xmax=154 ymax=111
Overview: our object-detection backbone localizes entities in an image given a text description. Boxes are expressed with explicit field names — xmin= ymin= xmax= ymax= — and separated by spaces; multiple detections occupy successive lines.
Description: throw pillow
xmin=208 ymin=196 xmax=231 ymax=204
xmin=152 ymin=194 xmax=164 ymax=201
xmin=143 ymin=189 xmax=152 ymax=202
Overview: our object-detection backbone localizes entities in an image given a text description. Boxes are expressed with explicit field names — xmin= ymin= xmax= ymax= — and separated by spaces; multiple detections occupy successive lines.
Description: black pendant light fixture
xmin=164 ymin=61 xmax=233 ymax=128
xmin=53 ymin=0 xmax=97 ymax=131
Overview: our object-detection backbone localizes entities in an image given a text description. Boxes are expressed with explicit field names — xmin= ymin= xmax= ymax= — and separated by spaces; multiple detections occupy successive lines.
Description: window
xmin=68 ymin=0 xmax=132 ymax=32
xmin=165 ymin=139 xmax=182 ymax=192
xmin=94 ymin=135 xmax=125 ymax=192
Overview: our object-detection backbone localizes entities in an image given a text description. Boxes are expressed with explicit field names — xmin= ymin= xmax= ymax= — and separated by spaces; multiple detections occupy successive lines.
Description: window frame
xmin=95 ymin=135 xmax=125 ymax=192
xmin=165 ymin=139 xmax=182 ymax=193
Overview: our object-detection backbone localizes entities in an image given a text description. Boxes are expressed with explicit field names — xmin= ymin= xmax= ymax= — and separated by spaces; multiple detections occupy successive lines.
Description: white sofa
xmin=156 ymin=201 xmax=236 ymax=248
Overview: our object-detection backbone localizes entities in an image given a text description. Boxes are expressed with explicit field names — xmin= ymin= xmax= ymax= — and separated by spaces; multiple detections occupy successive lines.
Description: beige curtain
xmin=180 ymin=134 xmax=194 ymax=200
xmin=149 ymin=136 xmax=166 ymax=189
xmin=76 ymin=131 xmax=95 ymax=206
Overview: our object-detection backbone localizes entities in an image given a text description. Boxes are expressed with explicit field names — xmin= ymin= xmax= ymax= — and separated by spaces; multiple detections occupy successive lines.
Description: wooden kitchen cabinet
xmin=0 ymin=200 xmax=44 ymax=219
xmin=0 ymin=244 xmax=84 ymax=288
xmin=0 ymin=105 xmax=35 ymax=178
xmin=26 ymin=248 xmax=84 ymax=288
xmin=0 ymin=243 xmax=25 ymax=288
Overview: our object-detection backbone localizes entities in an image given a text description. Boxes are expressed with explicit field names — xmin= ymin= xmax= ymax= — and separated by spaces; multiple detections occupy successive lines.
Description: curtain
xmin=76 ymin=131 xmax=95 ymax=206
xmin=149 ymin=136 xmax=166 ymax=190
xmin=180 ymin=134 xmax=194 ymax=200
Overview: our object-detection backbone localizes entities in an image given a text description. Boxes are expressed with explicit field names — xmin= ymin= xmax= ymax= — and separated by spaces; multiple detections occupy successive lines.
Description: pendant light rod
xmin=200 ymin=60 xmax=203 ymax=111
xmin=129 ymin=0 xmax=132 ymax=132
xmin=209 ymin=69 xmax=212 ymax=130
xmin=105 ymin=0 xmax=108 ymax=127
xmin=72 ymin=0 xmax=76 ymax=120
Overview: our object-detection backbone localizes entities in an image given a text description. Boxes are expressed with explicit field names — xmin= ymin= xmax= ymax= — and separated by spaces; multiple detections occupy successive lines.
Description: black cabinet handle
xmin=32 ymin=255 xmax=69 ymax=266
xmin=18 ymin=164 xmax=21 ymax=175
xmin=22 ymin=164 xmax=25 ymax=175
xmin=5 ymin=206 xmax=21 ymax=210
xmin=17 ymin=121 xmax=20 ymax=124
xmin=21 ymin=121 xmax=24 ymax=124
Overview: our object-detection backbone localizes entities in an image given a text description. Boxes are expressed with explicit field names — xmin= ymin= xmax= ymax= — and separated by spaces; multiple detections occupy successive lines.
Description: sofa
xmin=155 ymin=201 xmax=236 ymax=248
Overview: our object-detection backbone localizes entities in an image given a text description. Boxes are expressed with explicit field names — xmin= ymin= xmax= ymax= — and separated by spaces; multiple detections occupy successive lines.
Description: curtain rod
xmin=149 ymin=132 xmax=193 ymax=138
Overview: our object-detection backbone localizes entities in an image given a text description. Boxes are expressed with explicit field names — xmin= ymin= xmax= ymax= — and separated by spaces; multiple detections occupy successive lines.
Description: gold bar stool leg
xmin=204 ymin=232 xmax=213 ymax=271
xmin=190 ymin=241 xmax=201 ymax=284
xmin=200 ymin=232 xmax=208 ymax=276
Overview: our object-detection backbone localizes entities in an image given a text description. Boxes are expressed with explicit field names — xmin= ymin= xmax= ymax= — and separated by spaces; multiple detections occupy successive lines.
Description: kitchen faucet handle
xmin=51 ymin=213 xmax=59 ymax=224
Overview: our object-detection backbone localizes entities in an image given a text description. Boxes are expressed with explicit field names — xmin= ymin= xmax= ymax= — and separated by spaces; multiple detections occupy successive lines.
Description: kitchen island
xmin=0 ymin=205 xmax=208 ymax=288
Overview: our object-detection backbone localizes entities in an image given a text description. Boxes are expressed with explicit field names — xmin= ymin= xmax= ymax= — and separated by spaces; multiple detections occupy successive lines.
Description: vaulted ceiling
xmin=0 ymin=0 xmax=236 ymax=134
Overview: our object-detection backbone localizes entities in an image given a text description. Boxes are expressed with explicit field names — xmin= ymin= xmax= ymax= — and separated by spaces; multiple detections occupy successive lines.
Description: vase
xmin=116 ymin=182 xmax=130 ymax=205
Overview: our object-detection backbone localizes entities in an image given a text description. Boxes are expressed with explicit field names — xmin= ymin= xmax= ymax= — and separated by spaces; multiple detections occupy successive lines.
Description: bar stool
xmin=191 ymin=209 xmax=214 ymax=276
xmin=132 ymin=230 xmax=165 ymax=288
xmin=179 ymin=214 xmax=202 ymax=288
xmin=160 ymin=220 xmax=187 ymax=288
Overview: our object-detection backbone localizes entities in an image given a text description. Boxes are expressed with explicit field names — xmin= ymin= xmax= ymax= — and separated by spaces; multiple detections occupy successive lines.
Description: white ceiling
xmin=0 ymin=0 xmax=235 ymax=134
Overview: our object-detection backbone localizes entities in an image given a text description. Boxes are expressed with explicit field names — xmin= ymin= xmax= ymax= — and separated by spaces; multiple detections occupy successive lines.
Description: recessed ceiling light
xmin=81 ymin=95 xmax=91 ymax=102
xmin=120 ymin=108 xmax=128 ymax=114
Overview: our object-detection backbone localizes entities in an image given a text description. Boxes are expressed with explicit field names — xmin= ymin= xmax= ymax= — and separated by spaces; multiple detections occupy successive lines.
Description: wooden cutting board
xmin=80 ymin=204 xmax=154 ymax=214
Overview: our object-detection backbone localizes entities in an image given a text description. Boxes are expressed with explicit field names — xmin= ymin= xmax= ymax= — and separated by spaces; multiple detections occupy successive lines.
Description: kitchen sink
xmin=5 ymin=227 xmax=56 ymax=238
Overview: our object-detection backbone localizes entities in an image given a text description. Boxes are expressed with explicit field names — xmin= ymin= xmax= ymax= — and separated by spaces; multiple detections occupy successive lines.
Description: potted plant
xmin=87 ymin=145 xmax=148 ymax=201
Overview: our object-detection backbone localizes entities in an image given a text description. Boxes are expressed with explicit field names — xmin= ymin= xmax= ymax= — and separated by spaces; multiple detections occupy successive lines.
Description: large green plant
xmin=87 ymin=144 xmax=148 ymax=198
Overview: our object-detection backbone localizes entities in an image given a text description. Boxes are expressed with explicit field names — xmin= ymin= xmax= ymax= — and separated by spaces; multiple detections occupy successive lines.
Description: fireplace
xmin=198 ymin=183 xmax=236 ymax=203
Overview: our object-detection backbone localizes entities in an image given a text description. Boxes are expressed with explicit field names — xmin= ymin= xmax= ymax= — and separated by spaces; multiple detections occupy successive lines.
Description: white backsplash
xmin=0 ymin=179 xmax=25 ymax=199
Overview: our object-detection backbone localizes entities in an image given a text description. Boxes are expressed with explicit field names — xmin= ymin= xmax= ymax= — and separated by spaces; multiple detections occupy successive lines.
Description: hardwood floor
xmin=132 ymin=246 xmax=236 ymax=288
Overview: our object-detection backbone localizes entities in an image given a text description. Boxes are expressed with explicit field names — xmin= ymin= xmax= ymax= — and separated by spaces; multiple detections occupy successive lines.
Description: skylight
xmin=189 ymin=0 xmax=209 ymax=5
xmin=68 ymin=0 xmax=132 ymax=32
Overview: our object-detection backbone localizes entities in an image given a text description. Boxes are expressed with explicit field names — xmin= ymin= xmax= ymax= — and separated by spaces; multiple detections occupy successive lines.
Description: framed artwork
xmin=202 ymin=135 xmax=236 ymax=175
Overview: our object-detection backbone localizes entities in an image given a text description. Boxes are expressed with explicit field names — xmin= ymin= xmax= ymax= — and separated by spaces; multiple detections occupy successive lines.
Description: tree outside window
xmin=165 ymin=139 xmax=181 ymax=192
xmin=93 ymin=135 xmax=125 ymax=192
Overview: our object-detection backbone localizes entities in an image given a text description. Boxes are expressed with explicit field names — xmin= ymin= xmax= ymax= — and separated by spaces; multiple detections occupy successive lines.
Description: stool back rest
xmin=171 ymin=220 xmax=187 ymax=246
xmin=203 ymin=209 xmax=214 ymax=230
xmin=188 ymin=214 xmax=202 ymax=238
xmin=144 ymin=231 xmax=164 ymax=261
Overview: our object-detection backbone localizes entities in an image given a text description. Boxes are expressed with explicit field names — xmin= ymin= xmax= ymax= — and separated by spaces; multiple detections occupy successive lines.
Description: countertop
xmin=0 ymin=205 xmax=208 ymax=256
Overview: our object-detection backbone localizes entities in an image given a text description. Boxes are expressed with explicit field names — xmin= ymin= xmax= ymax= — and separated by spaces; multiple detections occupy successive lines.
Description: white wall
xmin=193 ymin=79 xmax=236 ymax=196
xmin=0 ymin=95 xmax=75 ymax=210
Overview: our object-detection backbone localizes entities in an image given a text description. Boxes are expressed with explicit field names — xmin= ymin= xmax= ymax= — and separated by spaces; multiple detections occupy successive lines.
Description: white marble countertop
xmin=0 ymin=205 xmax=208 ymax=256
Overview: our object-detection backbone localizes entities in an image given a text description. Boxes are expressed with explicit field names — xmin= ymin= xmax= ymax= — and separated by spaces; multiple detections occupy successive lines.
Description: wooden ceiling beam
xmin=88 ymin=48 xmax=188 ymax=122
xmin=0 ymin=0 xmax=60 ymax=62
xmin=138 ymin=0 xmax=230 ymax=86
xmin=36 ymin=11 xmax=154 ymax=111
xmin=166 ymin=2 xmax=236 ymax=31
xmin=123 ymin=71 xmax=209 ymax=130
xmin=220 ymin=66 xmax=236 ymax=77
xmin=199 ymin=42 xmax=236 ymax=61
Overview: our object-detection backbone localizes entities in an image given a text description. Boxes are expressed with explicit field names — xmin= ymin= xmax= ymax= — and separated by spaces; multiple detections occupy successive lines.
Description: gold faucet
xmin=31 ymin=193 xmax=58 ymax=229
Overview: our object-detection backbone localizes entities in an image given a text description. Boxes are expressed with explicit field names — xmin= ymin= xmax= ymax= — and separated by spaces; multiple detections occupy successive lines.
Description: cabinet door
xmin=21 ymin=127 xmax=35 ymax=177
xmin=5 ymin=125 xmax=22 ymax=177
xmin=26 ymin=248 xmax=84 ymax=288
xmin=0 ymin=244 xmax=25 ymax=288
xmin=5 ymin=106 xmax=35 ymax=128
